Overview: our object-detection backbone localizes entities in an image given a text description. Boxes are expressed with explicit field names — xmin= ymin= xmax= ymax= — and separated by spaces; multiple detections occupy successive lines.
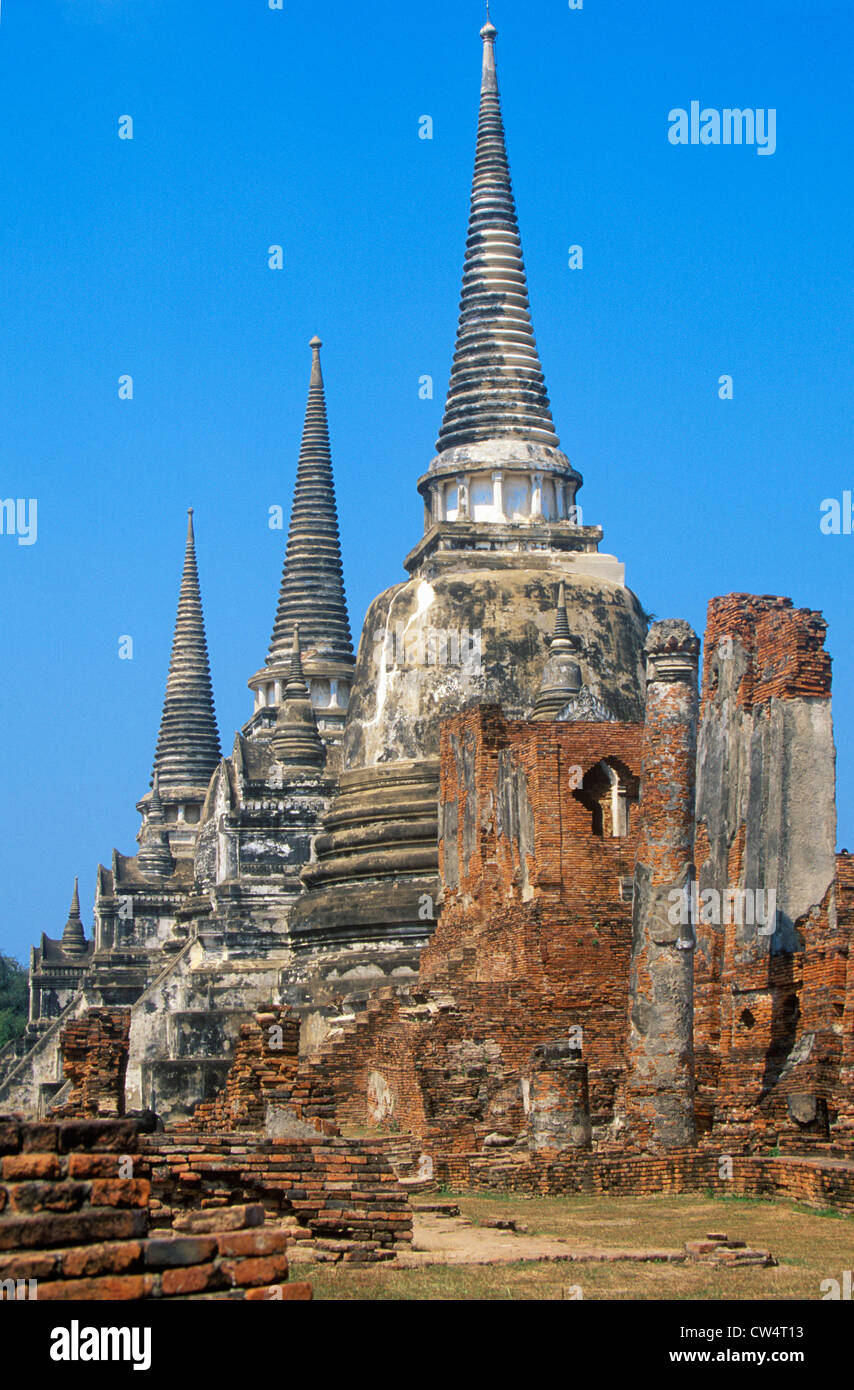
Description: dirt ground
xmin=303 ymin=1190 xmax=854 ymax=1300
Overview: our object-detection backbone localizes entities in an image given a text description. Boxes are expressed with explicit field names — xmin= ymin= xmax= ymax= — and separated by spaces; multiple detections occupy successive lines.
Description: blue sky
xmin=0 ymin=0 xmax=851 ymax=963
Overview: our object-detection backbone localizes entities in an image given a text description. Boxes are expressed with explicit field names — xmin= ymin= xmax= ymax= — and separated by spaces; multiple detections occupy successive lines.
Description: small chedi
xmin=1 ymin=19 xmax=852 ymax=1242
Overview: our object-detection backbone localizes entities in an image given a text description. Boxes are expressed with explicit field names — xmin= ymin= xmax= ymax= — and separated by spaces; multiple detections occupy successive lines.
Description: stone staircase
xmin=124 ymin=939 xmax=285 ymax=1123
xmin=0 ymin=995 xmax=88 ymax=1115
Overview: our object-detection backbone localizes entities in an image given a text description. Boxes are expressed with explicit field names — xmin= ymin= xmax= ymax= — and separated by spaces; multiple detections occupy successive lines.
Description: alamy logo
xmin=373 ymin=624 xmax=482 ymax=675
xmin=0 ymin=498 xmax=37 ymax=545
xmin=820 ymin=1271 xmax=852 ymax=1300
xmin=668 ymin=885 xmax=777 ymax=933
xmin=0 ymin=1278 xmax=37 ymax=1299
xmin=50 ymin=1321 xmax=151 ymax=1371
xmin=668 ymin=103 xmax=776 ymax=156
xmin=820 ymin=493 xmax=854 ymax=534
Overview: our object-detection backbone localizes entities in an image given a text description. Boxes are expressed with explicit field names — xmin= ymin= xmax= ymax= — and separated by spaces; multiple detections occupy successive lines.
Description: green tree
xmin=0 ymin=954 xmax=29 ymax=1047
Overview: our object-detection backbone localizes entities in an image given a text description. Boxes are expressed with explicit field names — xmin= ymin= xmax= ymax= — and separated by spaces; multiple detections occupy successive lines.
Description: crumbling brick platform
xmin=0 ymin=1115 xmax=311 ymax=1299
xmin=137 ymin=1130 xmax=413 ymax=1264
xmin=452 ymin=1146 xmax=854 ymax=1215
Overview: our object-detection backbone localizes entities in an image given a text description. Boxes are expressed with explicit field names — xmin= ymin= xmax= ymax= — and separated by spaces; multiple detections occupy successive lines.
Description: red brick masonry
xmin=0 ymin=1116 xmax=311 ymax=1300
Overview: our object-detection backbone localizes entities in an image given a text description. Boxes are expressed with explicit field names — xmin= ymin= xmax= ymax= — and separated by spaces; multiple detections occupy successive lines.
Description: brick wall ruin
xmin=121 ymin=1003 xmax=417 ymax=1264
xmin=277 ymin=707 xmax=645 ymax=1160
xmin=693 ymin=595 xmax=848 ymax=1149
xmin=267 ymin=595 xmax=854 ymax=1190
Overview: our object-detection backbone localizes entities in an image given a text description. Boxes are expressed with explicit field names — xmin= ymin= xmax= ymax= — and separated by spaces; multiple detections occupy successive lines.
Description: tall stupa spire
xmin=436 ymin=18 xmax=559 ymax=453
xmin=248 ymin=338 xmax=355 ymax=743
xmin=413 ymin=18 xmax=582 ymax=552
xmin=151 ymin=510 xmax=221 ymax=791
xmin=267 ymin=338 xmax=353 ymax=667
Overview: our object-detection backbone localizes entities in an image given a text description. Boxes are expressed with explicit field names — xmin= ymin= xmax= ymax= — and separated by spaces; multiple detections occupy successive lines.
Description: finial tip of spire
xmin=287 ymin=623 xmax=306 ymax=684
xmin=480 ymin=12 xmax=498 ymax=88
xmin=308 ymin=337 xmax=324 ymax=385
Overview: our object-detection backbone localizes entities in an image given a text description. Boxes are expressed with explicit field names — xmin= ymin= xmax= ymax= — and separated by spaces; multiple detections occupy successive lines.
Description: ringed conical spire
xmin=436 ymin=20 xmax=559 ymax=453
xmin=552 ymin=581 xmax=572 ymax=643
xmin=272 ymin=624 xmax=327 ymax=774
xmin=267 ymin=338 xmax=353 ymax=668
xmin=151 ymin=510 xmax=221 ymax=791
xmin=288 ymin=622 xmax=306 ymax=682
xmin=533 ymin=582 xmax=583 ymax=720
xmin=61 ymin=877 xmax=87 ymax=956
xmin=137 ymin=772 xmax=176 ymax=878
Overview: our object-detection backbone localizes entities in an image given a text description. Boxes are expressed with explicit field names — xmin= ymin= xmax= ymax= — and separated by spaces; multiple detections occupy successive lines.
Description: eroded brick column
xmin=527 ymin=1043 xmax=591 ymax=1153
xmin=621 ymin=620 xmax=700 ymax=1149
xmin=55 ymin=1008 xmax=131 ymax=1118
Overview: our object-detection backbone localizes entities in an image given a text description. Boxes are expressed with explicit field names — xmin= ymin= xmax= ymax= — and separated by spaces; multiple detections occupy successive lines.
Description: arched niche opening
xmin=574 ymin=758 xmax=639 ymax=838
